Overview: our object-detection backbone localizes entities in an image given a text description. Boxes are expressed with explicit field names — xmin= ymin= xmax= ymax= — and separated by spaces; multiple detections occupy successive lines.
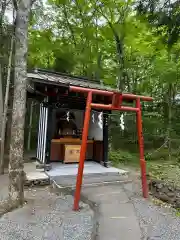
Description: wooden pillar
xmin=27 ymin=100 xmax=33 ymax=151
xmin=45 ymin=102 xmax=54 ymax=164
xmin=103 ymin=111 xmax=109 ymax=167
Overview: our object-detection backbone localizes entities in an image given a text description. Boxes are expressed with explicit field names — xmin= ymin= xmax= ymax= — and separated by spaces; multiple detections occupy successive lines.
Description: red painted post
xmin=73 ymin=91 xmax=92 ymax=211
xmin=136 ymin=98 xmax=148 ymax=198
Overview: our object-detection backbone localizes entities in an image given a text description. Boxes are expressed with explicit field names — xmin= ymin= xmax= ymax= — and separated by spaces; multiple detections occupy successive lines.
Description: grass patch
xmin=109 ymin=150 xmax=139 ymax=167
xmin=176 ymin=208 xmax=180 ymax=217
xmin=110 ymin=149 xmax=180 ymax=187
xmin=147 ymin=160 xmax=180 ymax=187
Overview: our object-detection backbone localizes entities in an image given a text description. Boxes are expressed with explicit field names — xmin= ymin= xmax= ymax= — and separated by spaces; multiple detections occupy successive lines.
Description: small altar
xmin=49 ymin=109 xmax=103 ymax=163
xmin=50 ymin=138 xmax=95 ymax=163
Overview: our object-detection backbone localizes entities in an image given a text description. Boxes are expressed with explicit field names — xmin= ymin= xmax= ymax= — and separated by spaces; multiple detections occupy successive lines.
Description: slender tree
xmin=8 ymin=0 xmax=32 ymax=205
xmin=0 ymin=35 xmax=14 ymax=174
xmin=0 ymin=0 xmax=8 ymax=142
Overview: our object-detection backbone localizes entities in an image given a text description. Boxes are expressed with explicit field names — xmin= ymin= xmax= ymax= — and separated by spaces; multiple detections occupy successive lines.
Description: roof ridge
xmin=31 ymin=68 xmax=101 ymax=84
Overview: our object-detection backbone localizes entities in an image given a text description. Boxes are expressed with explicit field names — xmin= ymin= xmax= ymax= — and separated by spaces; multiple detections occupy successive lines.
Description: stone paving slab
xmin=82 ymin=184 xmax=142 ymax=240
xmin=49 ymin=162 xmax=128 ymax=177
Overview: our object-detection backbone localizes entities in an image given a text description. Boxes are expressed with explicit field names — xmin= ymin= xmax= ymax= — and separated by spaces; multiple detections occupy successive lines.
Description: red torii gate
xmin=69 ymin=86 xmax=153 ymax=211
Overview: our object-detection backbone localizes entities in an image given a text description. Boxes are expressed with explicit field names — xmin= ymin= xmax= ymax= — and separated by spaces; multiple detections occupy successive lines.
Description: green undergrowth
xmin=110 ymin=149 xmax=180 ymax=187
xmin=109 ymin=150 xmax=139 ymax=168
xmin=176 ymin=209 xmax=180 ymax=217
xmin=147 ymin=161 xmax=180 ymax=187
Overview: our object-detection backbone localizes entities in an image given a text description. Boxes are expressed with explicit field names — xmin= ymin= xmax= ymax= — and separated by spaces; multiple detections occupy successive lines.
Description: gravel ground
xmin=0 ymin=187 xmax=94 ymax=240
xmin=123 ymin=182 xmax=180 ymax=240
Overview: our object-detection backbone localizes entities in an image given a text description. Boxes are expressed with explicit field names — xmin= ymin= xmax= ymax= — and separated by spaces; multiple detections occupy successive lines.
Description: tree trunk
xmin=0 ymin=0 xmax=7 ymax=139
xmin=8 ymin=0 xmax=31 ymax=205
xmin=165 ymin=83 xmax=172 ymax=161
xmin=0 ymin=64 xmax=3 ymax=135
xmin=0 ymin=36 xmax=14 ymax=174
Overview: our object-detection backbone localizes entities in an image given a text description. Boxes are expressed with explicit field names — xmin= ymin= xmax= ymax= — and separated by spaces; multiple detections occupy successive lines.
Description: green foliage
xmin=27 ymin=0 xmax=180 ymax=94
xmin=53 ymin=42 xmax=77 ymax=71
xmin=109 ymin=150 xmax=138 ymax=165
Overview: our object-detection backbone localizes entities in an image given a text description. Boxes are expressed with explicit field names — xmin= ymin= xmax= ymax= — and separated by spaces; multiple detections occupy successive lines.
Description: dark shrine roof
xmin=27 ymin=69 xmax=114 ymax=91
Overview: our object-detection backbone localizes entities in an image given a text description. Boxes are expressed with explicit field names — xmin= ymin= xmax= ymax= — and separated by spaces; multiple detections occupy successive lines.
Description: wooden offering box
xmin=64 ymin=145 xmax=81 ymax=163
xmin=50 ymin=138 xmax=94 ymax=163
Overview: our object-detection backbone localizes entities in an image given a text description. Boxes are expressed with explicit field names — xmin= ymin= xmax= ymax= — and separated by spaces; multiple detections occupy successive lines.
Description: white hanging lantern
xmin=92 ymin=112 xmax=95 ymax=123
xmin=66 ymin=111 xmax=70 ymax=122
xmin=98 ymin=112 xmax=103 ymax=129
xmin=120 ymin=114 xmax=125 ymax=130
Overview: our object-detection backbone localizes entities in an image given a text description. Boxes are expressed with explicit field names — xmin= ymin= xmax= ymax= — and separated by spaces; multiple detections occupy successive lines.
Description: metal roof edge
xmin=28 ymin=68 xmax=101 ymax=84
xmin=27 ymin=71 xmax=114 ymax=91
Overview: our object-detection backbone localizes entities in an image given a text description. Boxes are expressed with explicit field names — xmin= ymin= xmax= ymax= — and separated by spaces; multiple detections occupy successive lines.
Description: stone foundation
xmin=35 ymin=163 xmax=52 ymax=171
xmin=149 ymin=179 xmax=180 ymax=208
xmin=24 ymin=177 xmax=50 ymax=187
